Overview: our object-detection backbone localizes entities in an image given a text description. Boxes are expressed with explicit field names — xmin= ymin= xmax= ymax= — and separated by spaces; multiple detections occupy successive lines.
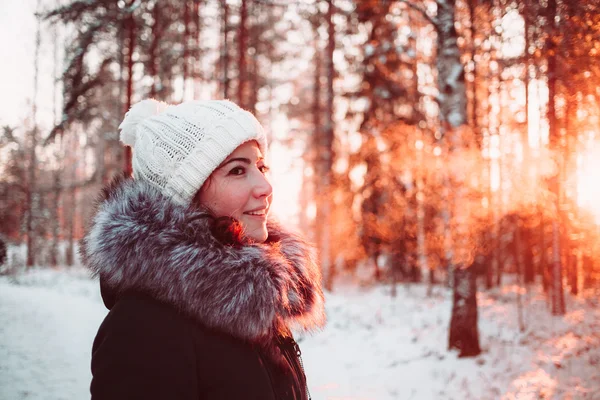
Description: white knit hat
xmin=119 ymin=99 xmax=268 ymax=205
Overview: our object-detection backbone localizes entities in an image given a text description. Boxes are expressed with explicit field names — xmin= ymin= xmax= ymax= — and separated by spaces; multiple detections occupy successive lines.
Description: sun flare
xmin=576 ymin=142 xmax=600 ymax=225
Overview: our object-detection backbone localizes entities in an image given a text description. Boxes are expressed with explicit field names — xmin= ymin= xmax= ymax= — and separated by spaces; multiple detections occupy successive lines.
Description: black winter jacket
xmin=81 ymin=176 xmax=326 ymax=400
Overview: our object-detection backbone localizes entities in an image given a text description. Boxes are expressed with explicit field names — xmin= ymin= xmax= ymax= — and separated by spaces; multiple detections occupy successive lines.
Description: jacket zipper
xmin=286 ymin=337 xmax=311 ymax=400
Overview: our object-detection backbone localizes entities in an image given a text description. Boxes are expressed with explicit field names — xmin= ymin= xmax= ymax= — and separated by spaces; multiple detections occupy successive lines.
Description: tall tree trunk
xmin=466 ymin=0 xmax=479 ymax=140
xmin=192 ymin=0 xmax=202 ymax=99
xmin=123 ymin=4 xmax=136 ymax=177
xmin=49 ymin=14 xmax=61 ymax=268
xmin=484 ymin=131 xmax=495 ymax=289
xmin=238 ymin=0 xmax=248 ymax=108
xmin=449 ymin=267 xmax=479 ymax=356
xmin=551 ymin=219 xmax=565 ymax=314
xmin=575 ymin=234 xmax=584 ymax=294
xmin=540 ymin=206 xmax=550 ymax=293
xmin=441 ymin=173 xmax=453 ymax=289
xmin=311 ymin=7 xmax=322 ymax=244
xmin=523 ymin=231 xmax=535 ymax=284
xmin=114 ymin=17 xmax=125 ymax=175
xmin=65 ymin=134 xmax=77 ymax=267
xmin=496 ymin=50 xmax=507 ymax=288
xmin=66 ymin=188 xmax=77 ymax=267
xmin=182 ymin=0 xmax=190 ymax=101
xmin=487 ymin=164 xmax=499 ymax=289
xmin=416 ymin=133 xmax=430 ymax=289
xmin=317 ymin=0 xmax=335 ymax=291
xmin=582 ymin=253 xmax=594 ymax=289
xmin=546 ymin=0 xmax=565 ymax=315
xmin=248 ymin=2 xmax=259 ymax=115
xmin=523 ymin=0 xmax=531 ymax=163
xmin=515 ymin=217 xmax=526 ymax=332
xmin=26 ymin=2 xmax=42 ymax=268
xmin=521 ymin=0 xmax=536 ymax=286
xmin=484 ymin=7 xmax=499 ymax=288
xmin=149 ymin=2 xmax=160 ymax=98
xmin=565 ymin=99 xmax=579 ymax=296
xmin=221 ymin=0 xmax=230 ymax=99
xmin=309 ymin=11 xmax=323 ymax=225
xmin=409 ymin=12 xmax=431 ymax=289
xmin=526 ymin=12 xmax=544 ymax=287
xmin=437 ymin=0 xmax=481 ymax=358
xmin=392 ymin=212 xmax=409 ymax=297
xmin=407 ymin=190 xmax=421 ymax=283
xmin=568 ymin=250 xmax=579 ymax=296
xmin=50 ymin=171 xmax=61 ymax=267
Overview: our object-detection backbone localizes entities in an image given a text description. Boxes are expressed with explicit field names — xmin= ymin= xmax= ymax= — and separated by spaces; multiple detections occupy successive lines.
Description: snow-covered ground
xmin=1 ymin=268 xmax=599 ymax=400
xmin=0 ymin=269 xmax=105 ymax=400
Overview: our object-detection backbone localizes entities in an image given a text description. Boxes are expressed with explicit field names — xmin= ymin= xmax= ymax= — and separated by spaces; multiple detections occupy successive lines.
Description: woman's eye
xmin=259 ymin=165 xmax=270 ymax=174
xmin=229 ymin=166 xmax=246 ymax=176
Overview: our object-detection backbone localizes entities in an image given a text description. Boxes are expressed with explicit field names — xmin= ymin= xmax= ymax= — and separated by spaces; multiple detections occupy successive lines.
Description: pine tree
xmin=402 ymin=0 xmax=481 ymax=356
xmin=26 ymin=0 xmax=43 ymax=267
xmin=341 ymin=0 xmax=423 ymax=282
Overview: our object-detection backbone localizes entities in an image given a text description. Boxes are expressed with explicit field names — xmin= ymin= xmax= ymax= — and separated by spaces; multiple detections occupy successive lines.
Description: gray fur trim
xmin=81 ymin=177 xmax=325 ymax=341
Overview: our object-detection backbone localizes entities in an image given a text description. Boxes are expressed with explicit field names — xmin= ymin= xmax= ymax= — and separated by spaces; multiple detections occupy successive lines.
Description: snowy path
xmin=0 ymin=274 xmax=107 ymax=400
xmin=1 ymin=270 xmax=600 ymax=399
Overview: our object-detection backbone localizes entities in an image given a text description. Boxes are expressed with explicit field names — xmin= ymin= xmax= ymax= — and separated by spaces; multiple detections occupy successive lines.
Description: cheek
xmin=206 ymin=184 xmax=252 ymax=217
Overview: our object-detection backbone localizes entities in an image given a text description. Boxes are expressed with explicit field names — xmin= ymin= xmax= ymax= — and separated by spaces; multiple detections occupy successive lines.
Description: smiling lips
xmin=244 ymin=207 xmax=268 ymax=217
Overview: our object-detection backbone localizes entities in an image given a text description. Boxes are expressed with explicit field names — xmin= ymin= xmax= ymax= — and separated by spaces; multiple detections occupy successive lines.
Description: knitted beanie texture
xmin=119 ymin=99 xmax=268 ymax=205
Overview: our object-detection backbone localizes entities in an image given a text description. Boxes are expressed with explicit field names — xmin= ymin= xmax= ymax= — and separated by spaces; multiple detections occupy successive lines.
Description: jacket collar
xmin=81 ymin=176 xmax=325 ymax=341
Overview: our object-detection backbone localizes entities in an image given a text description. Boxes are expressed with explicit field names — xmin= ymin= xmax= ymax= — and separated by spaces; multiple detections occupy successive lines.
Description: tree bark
xmin=49 ymin=170 xmax=61 ymax=267
xmin=515 ymin=217 xmax=526 ymax=332
xmin=410 ymin=17 xmax=430 ymax=289
xmin=466 ymin=0 xmax=479 ymax=140
xmin=551 ymin=219 xmax=565 ymax=314
xmin=192 ymin=0 xmax=202 ymax=100
xmin=485 ymin=81 xmax=499 ymax=289
xmin=49 ymin=19 xmax=62 ymax=268
xmin=237 ymin=0 xmax=248 ymax=108
xmin=148 ymin=2 xmax=160 ymax=98
xmin=486 ymin=166 xmax=499 ymax=289
xmin=65 ymin=134 xmax=78 ymax=267
xmin=540 ymin=207 xmax=550 ymax=293
xmin=546 ymin=0 xmax=565 ymax=315
xmin=123 ymin=5 xmax=136 ymax=177
xmin=310 ymin=6 xmax=322 ymax=246
xmin=182 ymin=0 xmax=190 ymax=101
xmin=317 ymin=0 xmax=335 ymax=291
xmin=416 ymin=134 xmax=430 ymax=289
xmin=521 ymin=0 xmax=535 ymax=287
xmin=221 ymin=0 xmax=230 ymax=99
xmin=582 ymin=253 xmax=594 ymax=289
xmin=436 ymin=0 xmax=481 ymax=357
xmin=26 ymin=2 xmax=42 ymax=268
xmin=248 ymin=2 xmax=259 ymax=115
xmin=448 ymin=267 xmax=480 ymax=357
xmin=565 ymin=99 xmax=579 ymax=296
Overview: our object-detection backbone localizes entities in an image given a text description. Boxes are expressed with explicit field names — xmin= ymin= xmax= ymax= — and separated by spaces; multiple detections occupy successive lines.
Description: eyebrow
xmin=218 ymin=157 xmax=264 ymax=168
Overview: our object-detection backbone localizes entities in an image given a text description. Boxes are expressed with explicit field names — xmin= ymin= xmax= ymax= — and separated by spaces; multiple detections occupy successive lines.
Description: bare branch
xmin=398 ymin=0 xmax=439 ymax=31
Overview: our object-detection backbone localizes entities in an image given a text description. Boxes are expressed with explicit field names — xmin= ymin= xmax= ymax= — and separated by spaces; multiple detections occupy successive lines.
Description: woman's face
xmin=197 ymin=141 xmax=273 ymax=243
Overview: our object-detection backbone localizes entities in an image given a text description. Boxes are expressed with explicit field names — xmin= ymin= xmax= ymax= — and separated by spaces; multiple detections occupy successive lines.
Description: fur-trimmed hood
xmin=81 ymin=176 xmax=325 ymax=342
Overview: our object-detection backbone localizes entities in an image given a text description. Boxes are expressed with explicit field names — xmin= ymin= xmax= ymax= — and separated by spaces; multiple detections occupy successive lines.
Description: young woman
xmin=81 ymin=99 xmax=326 ymax=399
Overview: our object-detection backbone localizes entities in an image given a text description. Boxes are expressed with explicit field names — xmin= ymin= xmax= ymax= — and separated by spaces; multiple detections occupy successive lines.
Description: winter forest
xmin=1 ymin=0 xmax=600 ymax=398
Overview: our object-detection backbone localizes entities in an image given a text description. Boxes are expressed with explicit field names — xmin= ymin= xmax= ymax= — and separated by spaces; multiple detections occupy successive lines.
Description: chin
xmin=246 ymin=225 xmax=268 ymax=243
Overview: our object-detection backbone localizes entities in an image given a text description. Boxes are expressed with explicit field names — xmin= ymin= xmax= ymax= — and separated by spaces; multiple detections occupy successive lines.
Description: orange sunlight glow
xmin=267 ymin=113 xmax=304 ymax=229
xmin=504 ymin=369 xmax=558 ymax=400
xmin=576 ymin=141 xmax=600 ymax=225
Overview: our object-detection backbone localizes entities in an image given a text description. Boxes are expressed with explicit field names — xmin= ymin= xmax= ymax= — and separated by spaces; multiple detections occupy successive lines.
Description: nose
xmin=252 ymin=169 xmax=273 ymax=199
